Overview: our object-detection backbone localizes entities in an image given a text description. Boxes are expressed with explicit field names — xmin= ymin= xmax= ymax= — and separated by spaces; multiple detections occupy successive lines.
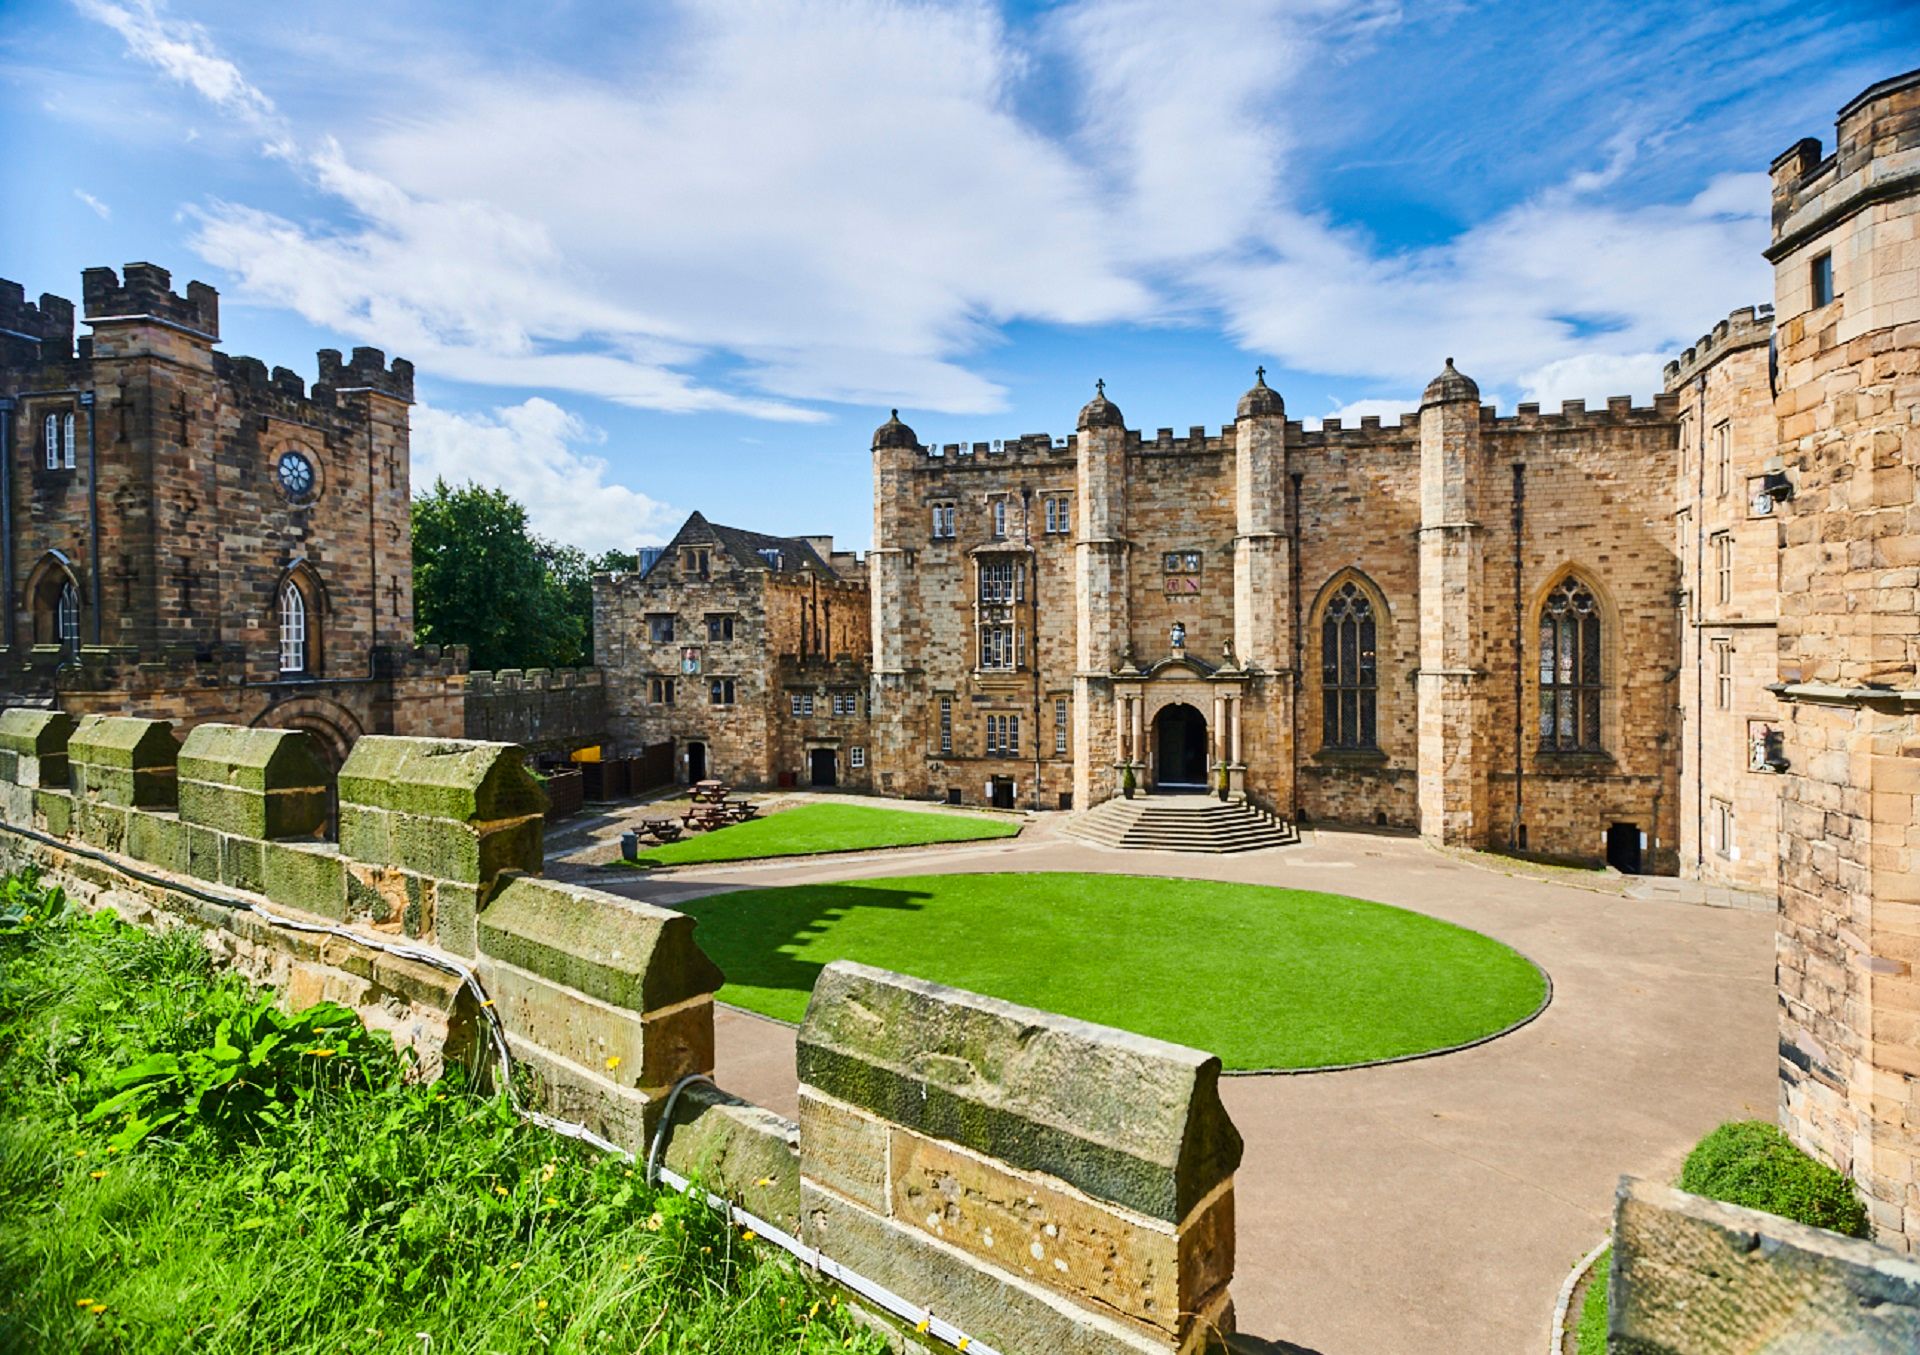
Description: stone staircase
xmin=1061 ymin=793 xmax=1299 ymax=853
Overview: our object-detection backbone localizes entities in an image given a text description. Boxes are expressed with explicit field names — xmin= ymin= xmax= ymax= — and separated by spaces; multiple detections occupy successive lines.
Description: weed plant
xmin=0 ymin=871 xmax=884 ymax=1354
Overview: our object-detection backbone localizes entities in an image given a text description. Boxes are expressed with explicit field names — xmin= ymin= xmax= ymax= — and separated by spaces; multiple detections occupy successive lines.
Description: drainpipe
xmin=1288 ymin=471 xmax=1303 ymax=822
xmin=1023 ymin=486 xmax=1041 ymax=812
xmin=1511 ymin=463 xmax=1525 ymax=850
xmin=0 ymin=398 xmax=13 ymax=652
xmin=1693 ymin=374 xmax=1707 ymax=871
xmin=82 ymin=392 xmax=99 ymax=643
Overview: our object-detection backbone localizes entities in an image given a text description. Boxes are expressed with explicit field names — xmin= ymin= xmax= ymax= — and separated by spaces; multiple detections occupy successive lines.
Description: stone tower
xmin=1072 ymin=382 xmax=1129 ymax=809
xmin=867 ymin=409 xmax=920 ymax=784
xmin=1416 ymin=359 xmax=1489 ymax=846
xmin=1232 ymin=370 xmax=1292 ymax=807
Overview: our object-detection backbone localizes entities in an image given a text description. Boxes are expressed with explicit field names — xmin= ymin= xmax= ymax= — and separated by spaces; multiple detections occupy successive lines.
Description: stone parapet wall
xmin=1609 ymin=1176 xmax=1920 ymax=1353
xmin=0 ymin=707 xmax=1237 ymax=1352
xmin=464 ymin=667 xmax=607 ymax=756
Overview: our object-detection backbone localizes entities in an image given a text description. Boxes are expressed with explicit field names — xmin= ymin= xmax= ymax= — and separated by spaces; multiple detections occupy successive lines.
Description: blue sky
xmin=5 ymin=1 xmax=1915 ymax=552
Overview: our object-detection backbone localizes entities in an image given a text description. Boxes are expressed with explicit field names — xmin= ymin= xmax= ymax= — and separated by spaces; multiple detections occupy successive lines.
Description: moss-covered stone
xmin=186 ymin=823 xmax=223 ymax=883
xmin=337 ymin=803 xmax=391 ymax=867
xmin=262 ymin=841 xmax=347 ymax=920
xmin=388 ymin=812 xmax=542 ymax=885
xmin=337 ymin=735 xmax=544 ymax=822
xmin=435 ymin=881 xmax=483 ymax=958
xmin=661 ymin=1085 xmax=801 ymax=1237
xmin=126 ymin=810 xmax=187 ymax=874
xmin=177 ymin=724 xmax=330 ymax=840
xmin=77 ymin=799 xmax=130 ymax=854
xmin=0 ymin=708 xmax=74 ymax=787
xmin=68 ymin=715 xmax=177 ymax=808
xmin=477 ymin=877 xmax=723 ymax=1012
xmin=797 ymin=963 xmax=1243 ymax=1225
xmin=33 ymin=788 xmax=73 ymax=838
xmin=221 ymin=835 xmax=266 ymax=894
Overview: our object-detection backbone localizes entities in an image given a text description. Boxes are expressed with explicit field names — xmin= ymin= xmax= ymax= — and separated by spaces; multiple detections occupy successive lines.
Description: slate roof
xmin=646 ymin=511 xmax=841 ymax=580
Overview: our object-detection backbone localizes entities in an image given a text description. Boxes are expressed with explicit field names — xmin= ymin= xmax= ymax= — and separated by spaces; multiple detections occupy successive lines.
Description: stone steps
xmin=1061 ymin=794 xmax=1298 ymax=853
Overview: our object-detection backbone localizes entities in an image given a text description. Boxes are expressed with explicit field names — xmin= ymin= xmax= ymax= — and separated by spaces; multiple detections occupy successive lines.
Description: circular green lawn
xmin=677 ymin=872 xmax=1547 ymax=1072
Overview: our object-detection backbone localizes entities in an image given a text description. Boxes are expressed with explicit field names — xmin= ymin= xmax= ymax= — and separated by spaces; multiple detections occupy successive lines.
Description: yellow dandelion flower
xmin=107 ymin=1145 xmax=119 ymax=1154
xmin=604 ymin=1055 xmax=622 ymax=1071
xmin=541 ymin=1161 xmax=557 ymax=1181
xmin=741 ymin=1228 xmax=756 ymax=1243
xmin=545 ymin=1195 xmax=558 ymax=1207
xmin=959 ymin=1339 xmax=971 ymax=1351
xmin=90 ymin=1304 xmax=106 ymax=1315
xmin=754 ymin=1176 xmax=775 ymax=1188
xmin=646 ymin=1212 xmax=663 ymax=1231
xmin=535 ymin=1299 xmax=548 ymax=1311
xmin=479 ymin=999 xmax=494 ymax=1009
xmin=90 ymin=1170 xmax=105 ymax=1180
xmin=76 ymin=1298 xmax=96 ymax=1307
xmin=305 ymin=1049 xmax=336 ymax=1058
xmin=808 ymin=1302 xmax=820 ymax=1319
xmin=74 ymin=1150 xmax=87 ymax=1159
xmin=508 ymin=1261 xmax=522 ymax=1271
xmin=493 ymin=1185 xmax=509 ymax=1196
xmin=916 ymin=1317 xmax=931 ymax=1334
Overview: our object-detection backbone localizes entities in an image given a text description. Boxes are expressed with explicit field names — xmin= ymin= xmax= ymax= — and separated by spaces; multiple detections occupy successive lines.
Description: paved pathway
xmin=561 ymin=812 xmax=1777 ymax=1355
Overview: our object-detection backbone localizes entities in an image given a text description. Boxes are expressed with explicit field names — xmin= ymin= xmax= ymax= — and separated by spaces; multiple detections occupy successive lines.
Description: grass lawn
xmin=679 ymin=872 xmax=1547 ymax=1071
xmin=0 ymin=872 xmax=882 ymax=1355
xmin=1572 ymin=1248 xmax=1610 ymax=1353
xmin=621 ymin=802 xmax=1020 ymax=867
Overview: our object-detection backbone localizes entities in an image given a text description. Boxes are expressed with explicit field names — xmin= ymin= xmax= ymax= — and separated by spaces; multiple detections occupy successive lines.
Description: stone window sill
xmin=1310 ymin=746 xmax=1389 ymax=768
xmin=1532 ymin=749 xmax=1616 ymax=775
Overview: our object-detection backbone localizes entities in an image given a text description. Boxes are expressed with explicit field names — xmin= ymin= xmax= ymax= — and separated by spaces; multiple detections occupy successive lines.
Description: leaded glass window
xmin=1539 ymin=577 xmax=1602 ymax=751
xmin=1320 ymin=581 xmax=1377 ymax=749
xmin=279 ymin=581 xmax=307 ymax=674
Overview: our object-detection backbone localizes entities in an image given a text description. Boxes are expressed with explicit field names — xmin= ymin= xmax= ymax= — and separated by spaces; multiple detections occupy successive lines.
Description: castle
xmin=0 ymin=263 xmax=465 ymax=763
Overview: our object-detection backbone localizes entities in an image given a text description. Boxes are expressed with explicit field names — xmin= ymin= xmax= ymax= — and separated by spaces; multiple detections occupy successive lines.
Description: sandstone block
xmin=801 ymin=1182 xmax=1233 ymax=1355
xmin=796 ymin=962 xmax=1241 ymax=1223
xmin=261 ymin=841 xmax=347 ymax=920
xmin=177 ymin=724 xmax=330 ymax=840
xmin=477 ymin=958 xmax=713 ymax=1092
xmin=0 ymin=708 xmax=73 ymax=787
xmin=69 ymin=716 xmax=177 ymax=808
xmin=125 ymin=809 xmax=186 ymax=873
xmin=798 ymin=1088 xmax=889 ymax=1212
xmin=477 ymin=876 xmax=723 ymax=1013
xmin=1611 ymin=1176 xmax=1920 ymax=1354
xmin=660 ymin=1084 xmax=802 ymax=1236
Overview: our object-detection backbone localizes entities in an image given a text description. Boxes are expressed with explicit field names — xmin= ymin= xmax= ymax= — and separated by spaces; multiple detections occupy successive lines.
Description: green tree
xmin=411 ymin=481 xmax=587 ymax=671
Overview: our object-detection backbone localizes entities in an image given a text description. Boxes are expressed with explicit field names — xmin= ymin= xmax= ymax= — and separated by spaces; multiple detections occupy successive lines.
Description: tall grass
xmin=0 ymin=872 xmax=882 ymax=1354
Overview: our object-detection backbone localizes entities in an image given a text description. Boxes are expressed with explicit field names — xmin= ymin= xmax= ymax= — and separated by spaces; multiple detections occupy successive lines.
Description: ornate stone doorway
xmin=1153 ymin=703 xmax=1208 ymax=789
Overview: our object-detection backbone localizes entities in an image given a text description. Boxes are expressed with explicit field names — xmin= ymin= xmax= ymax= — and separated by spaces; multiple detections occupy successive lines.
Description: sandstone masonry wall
xmin=0 ymin=709 xmax=1239 ymax=1353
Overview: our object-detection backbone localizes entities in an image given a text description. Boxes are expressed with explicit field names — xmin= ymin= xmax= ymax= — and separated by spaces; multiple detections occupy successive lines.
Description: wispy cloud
xmin=410 ymin=399 xmax=678 ymax=554
xmin=72 ymin=188 xmax=110 ymax=220
xmin=75 ymin=0 xmax=1802 ymax=424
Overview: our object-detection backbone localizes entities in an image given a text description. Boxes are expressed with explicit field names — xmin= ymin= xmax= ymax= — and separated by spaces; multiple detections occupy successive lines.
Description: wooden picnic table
xmin=682 ymin=804 xmax=732 ymax=832
xmin=689 ymin=781 xmax=731 ymax=804
xmin=638 ymin=817 xmax=684 ymax=843
xmin=722 ymin=800 xmax=760 ymax=822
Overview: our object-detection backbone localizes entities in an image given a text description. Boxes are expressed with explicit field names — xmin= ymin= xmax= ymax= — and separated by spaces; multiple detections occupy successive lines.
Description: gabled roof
xmin=645 ymin=511 xmax=840 ymax=580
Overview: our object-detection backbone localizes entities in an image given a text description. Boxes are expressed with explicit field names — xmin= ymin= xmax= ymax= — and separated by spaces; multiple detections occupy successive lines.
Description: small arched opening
xmin=1152 ymin=702 xmax=1208 ymax=790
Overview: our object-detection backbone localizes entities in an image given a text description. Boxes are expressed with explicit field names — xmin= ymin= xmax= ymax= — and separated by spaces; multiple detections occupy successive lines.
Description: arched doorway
xmin=1153 ymin=703 xmax=1208 ymax=789
xmin=686 ymin=741 xmax=708 ymax=783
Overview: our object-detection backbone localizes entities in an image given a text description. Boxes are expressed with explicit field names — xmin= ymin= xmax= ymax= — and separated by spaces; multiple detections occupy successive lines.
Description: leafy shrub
xmin=0 ymin=868 xmax=65 ymax=935
xmin=85 ymin=989 xmax=397 ymax=1148
xmin=1679 ymin=1120 xmax=1870 ymax=1238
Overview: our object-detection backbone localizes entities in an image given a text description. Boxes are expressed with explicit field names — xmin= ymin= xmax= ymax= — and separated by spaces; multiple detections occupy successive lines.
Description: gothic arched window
xmin=279 ymin=580 xmax=309 ymax=674
xmin=1539 ymin=577 xmax=1602 ymax=751
xmin=1321 ymin=581 xmax=1377 ymax=749
xmin=55 ymin=581 xmax=79 ymax=651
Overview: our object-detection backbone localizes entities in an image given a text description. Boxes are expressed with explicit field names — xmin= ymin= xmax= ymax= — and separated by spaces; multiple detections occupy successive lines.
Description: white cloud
xmin=73 ymin=0 xmax=291 ymax=153
xmin=1301 ymin=396 xmax=1418 ymax=431
xmin=410 ymin=399 xmax=678 ymax=554
xmin=73 ymin=189 xmax=110 ymax=220
xmin=80 ymin=0 xmax=1779 ymax=421
xmin=1517 ymin=352 xmax=1669 ymax=409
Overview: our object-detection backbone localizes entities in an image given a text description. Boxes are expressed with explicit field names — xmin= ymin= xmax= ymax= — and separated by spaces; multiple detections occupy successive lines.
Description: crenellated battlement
xmin=1768 ymin=66 xmax=1920 ymax=257
xmin=0 ymin=279 xmax=76 ymax=360
xmin=1663 ymin=305 xmax=1775 ymax=390
xmin=81 ymin=262 xmax=219 ymax=338
xmin=1130 ymin=425 xmax=1234 ymax=456
xmin=317 ymin=345 xmax=415 ymax=403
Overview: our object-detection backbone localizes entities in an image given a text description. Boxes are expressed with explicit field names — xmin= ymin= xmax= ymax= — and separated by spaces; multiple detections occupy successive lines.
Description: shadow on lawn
xmin=674 ymin=883 xmax=933 ymax=1006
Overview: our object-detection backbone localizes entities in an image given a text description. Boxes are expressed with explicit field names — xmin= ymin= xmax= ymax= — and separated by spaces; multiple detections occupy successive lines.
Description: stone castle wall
xmin=1667 ymin=308 xmax=1783 ymax=894
xmin=463 ymin=667 xmax=606 ymax=757
xmin=1765 ymin=69 xmax=1920 ymax=1252
xmin=0 ymin=263 xmax=462 ymax=761
xmin=0 ymin=708 xmax=1239 ymax=1353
